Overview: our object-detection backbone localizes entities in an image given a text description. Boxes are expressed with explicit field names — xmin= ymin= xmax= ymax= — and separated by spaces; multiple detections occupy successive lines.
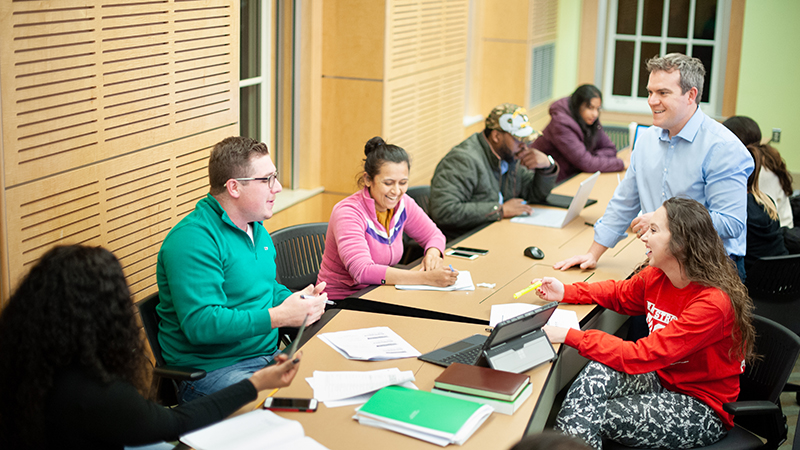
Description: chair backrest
xmin=734 ymin=315 xmax=800 ymax=441
xmin=406 ymin=185 xmax=431 ymax=215
xmin=745 ymin=255 xmax=800 ymax=337
xmin=739 ymin=315 xmax=800 ymax=404
xmin=271 ymin=222 xmax=328 ymax=291
xmin=745 ymin=254 xmax=800 ymax=301
xmin=136 ymin=292 xmax=167 ymax=367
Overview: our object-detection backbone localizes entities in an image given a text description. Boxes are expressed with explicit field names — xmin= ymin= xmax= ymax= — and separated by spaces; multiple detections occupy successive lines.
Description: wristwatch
xmin=539 ymin=155 xmax=556 ymax=173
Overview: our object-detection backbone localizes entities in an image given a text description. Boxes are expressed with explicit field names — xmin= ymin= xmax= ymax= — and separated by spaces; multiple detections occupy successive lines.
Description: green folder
xmin=355 ymin=385 xmax=493 ymax=445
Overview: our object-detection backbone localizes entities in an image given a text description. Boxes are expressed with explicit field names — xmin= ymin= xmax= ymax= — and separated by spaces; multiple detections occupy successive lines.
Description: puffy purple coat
xmin=532 ymin=97 xmax=624 ymax=182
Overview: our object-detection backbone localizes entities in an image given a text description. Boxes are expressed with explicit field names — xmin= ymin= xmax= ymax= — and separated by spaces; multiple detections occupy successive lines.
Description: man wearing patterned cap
xmin=429 ymin=103 xmax=558 ymax=240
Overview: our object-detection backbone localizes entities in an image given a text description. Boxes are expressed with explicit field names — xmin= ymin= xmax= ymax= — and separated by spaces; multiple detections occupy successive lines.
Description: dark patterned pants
xmin=555 ymin=361 xmax=727 ymax=449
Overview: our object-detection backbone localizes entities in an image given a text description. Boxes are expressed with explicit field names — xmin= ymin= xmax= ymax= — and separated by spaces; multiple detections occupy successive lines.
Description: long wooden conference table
xmin=223 ymin=153 xmax=647 ymax=450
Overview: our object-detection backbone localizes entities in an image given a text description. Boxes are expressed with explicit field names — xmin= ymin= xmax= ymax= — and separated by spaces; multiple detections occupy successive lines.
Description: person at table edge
xmin=429 ymin=103 xmax=559 ymax=241
xmin=156 ymin=136 xmax=327 ymax=403
xmin=317 ymin=136 xmax=457 ymax=300
xmin=554 ymin=53 xmax=753 ymax=281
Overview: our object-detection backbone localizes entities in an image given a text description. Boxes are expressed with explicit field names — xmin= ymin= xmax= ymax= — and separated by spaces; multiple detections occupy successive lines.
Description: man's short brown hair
xmin=208 ymin=136 xmax=270 ymax=195
xmin=645 ymin=53 xmax=706 ymax=105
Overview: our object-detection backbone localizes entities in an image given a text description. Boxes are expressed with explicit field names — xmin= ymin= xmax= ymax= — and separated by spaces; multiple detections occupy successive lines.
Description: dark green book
xmin=354 ymin=385 xmax=493 ymax=446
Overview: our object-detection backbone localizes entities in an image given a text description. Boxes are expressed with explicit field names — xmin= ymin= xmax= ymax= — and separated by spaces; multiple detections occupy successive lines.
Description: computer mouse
xmin=524 ymin=246 xmax=545 ymax=260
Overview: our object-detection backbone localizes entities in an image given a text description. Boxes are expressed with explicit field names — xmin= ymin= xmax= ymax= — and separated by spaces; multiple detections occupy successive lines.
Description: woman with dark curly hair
xmin=0 ymin=245 xmax=301 ymax=449
xmin=534 ymin=197 xmax=754 ymax=449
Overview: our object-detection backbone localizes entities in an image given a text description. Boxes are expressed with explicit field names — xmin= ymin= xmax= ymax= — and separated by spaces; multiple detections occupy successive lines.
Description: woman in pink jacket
xmin=535 ymin=197 xmax=754 ymax=449
xmin=532 ymin=84 xmax=624 ymax=183
xmin=318 ymin=137 xmax=457 ymax=300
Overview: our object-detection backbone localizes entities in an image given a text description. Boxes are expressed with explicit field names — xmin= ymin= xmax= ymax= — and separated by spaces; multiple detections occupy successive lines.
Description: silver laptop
xmin=418 ymin=302 xmax=558 ymax=374
xmin=510 ymin=171 xmax=600 ymax=228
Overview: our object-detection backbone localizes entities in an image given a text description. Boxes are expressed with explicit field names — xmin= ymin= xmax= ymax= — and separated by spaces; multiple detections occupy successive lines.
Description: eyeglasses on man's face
xmin=233 ymin=171 xmax=279 ymax=189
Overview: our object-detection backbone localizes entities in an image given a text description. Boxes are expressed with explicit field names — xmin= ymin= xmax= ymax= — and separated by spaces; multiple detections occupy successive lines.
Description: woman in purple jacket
xmin=532 ymin=84 xmax=624 ymax=183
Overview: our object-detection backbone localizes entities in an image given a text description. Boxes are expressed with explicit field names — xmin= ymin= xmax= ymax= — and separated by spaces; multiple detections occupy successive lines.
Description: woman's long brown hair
xmin=663 ymin=197 xmax=755 ymax=363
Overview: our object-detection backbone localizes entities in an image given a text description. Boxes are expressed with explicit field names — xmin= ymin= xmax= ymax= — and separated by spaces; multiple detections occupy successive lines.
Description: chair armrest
xmin=725 ymin=400 xmax=787 ymax=449
xmin=153 ymin=365 xmax=206 ymax=381
xmin=723 ymin=400 xmax=780 ymax=416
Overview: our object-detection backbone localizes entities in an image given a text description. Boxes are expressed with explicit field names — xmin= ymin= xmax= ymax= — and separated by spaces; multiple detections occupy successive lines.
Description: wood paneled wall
xmin=0 ymin=0 xmax=240 ymax=305
xmin=383 ymin=0 xmax=469 ymax=188
xmin=321 ymin=0 xmax=470 ymax=193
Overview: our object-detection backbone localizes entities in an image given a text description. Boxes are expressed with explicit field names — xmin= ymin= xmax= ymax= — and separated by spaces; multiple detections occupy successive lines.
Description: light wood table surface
xmin=244 ymin=310 xmax=561 ymax=450
xmin=351 ymin=153 xmax=644 ymax=323
xmin=217 ymin=158 xmax=641 ymax=449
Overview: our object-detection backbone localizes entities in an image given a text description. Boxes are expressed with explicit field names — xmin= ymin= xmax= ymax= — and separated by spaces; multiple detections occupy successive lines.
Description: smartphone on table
xmin=451 ymin=246 xmax=489 ymax=255
xmin=445 ymin=250 xmax=479 ymax=260
xmin=264 ymin=397 xmax=318 ymax=412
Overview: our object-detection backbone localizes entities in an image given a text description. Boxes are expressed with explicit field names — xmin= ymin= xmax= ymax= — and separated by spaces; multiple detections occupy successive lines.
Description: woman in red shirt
xmin=536 ymin=197 xmax=755 ymax=449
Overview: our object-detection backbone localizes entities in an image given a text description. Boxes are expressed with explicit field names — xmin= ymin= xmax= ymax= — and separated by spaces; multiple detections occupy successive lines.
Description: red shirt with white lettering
xmin=563 ymin=266 xmax=743 ymax=428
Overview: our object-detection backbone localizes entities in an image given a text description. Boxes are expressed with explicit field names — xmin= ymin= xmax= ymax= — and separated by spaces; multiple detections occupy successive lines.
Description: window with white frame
xmin=239 ymin=0 xmax=271 ymax=156
xmin=601 ymin=0 xmax=729 ymax=116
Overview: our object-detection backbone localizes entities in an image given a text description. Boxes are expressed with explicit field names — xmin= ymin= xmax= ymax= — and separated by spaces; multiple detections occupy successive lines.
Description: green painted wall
xmin=736 ymin=0 xmax=800 ymax=173
xmin=553 ymin=0 xmax=582 ymax=99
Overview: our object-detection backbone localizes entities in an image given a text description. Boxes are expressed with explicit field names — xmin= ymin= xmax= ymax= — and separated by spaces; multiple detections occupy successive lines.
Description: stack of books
xmin=430 ymin=363 xmax=532 ymax=415
xmin=354 ymin=385 xmax=493 ymax=446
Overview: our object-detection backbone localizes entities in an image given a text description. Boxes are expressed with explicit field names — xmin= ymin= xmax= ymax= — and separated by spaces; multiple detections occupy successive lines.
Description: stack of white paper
xmin=395 ymin=270 xmax=475 ymax=291
xmin=489 ymin=303 xmax=581 ymax=329
xmin=180 ymin=409 xmax=327 ymax=450
xmin=306 ymin=368 xmax=417 ymax=407
xmin=317 ymin=326 xmax=420 ymax=360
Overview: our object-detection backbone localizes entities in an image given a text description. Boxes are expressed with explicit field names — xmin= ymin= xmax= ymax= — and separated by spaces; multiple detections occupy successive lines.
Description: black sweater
xmin=37 ymin=366 xmax=256 ymax=449
xmin=745 ymin=192 xmax=789 ymax=271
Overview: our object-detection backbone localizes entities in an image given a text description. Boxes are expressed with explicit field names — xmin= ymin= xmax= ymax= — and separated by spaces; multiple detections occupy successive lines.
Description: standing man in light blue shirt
xmin=555 ymin=54 xmax=753 ymax=280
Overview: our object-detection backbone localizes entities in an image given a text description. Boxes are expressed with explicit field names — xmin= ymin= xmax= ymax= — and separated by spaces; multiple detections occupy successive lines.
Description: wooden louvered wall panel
xmin=5 ymin=125 xmax=236 ymax=299
xmin=529 ymin=0 xmax=558 ymax=46
xmin=0 ymin=0 xmax=239 ymax=303
xmin=2 ymin=1 xmax=238 ymax=186
xmin=383 ymin=64 xmax=466 ymax=187
xmin=385 ymin=0 xmax=468 ymax=80
xmin=383 ymin=0 xmax=469 ymax=186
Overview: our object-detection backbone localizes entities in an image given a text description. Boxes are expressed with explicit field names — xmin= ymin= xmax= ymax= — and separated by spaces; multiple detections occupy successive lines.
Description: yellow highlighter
xmin=513 ymin=280 xmax=543 ymax=299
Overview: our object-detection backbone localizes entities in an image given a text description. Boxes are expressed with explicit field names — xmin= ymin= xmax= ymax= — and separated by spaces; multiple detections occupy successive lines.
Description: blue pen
xmin=449 ymin=264 xmax=455 ymax=272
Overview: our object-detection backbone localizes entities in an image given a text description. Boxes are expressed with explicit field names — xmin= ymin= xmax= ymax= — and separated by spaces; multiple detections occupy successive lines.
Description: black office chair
xmin=746 ymin=254 xmax=800 ymax=302
xmin=603 ymin=315 xmax=800 ymax=450
xmin=271 ymin=222 xmax=328 ymax=292
xmin=271 ymin=222 xmax=328 ymax=345
xmin=406 ymin=185 xmax=431 ymax=214
xmin=745 ymin=254 xmax=800 ymax=403
xmin=136 ymin=292 xmax=206 ymax=406
xmin=401 ymin=185 xmax=431 ymax=265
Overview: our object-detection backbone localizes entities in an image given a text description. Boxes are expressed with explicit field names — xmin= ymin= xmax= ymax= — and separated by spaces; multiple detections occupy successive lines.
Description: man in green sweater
xmin=156 ymin=136 xmax=327 ymax=403
xmin=429 ymin=103 xmax=558 ymax=241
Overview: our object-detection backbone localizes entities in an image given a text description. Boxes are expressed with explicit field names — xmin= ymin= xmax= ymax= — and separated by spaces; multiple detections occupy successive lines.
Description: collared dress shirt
xmin=593 ymin=106 xmax=753 ymax=257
